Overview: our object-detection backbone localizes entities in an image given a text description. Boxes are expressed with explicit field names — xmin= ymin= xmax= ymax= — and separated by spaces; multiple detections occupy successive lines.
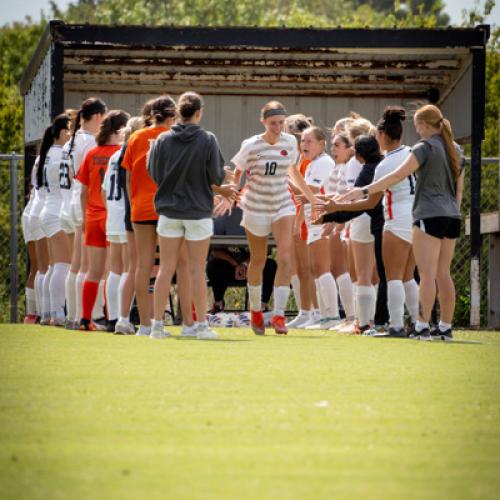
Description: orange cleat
xmin=23 ymin=314 xmax=39 ymax=325
xmin=250 ymin=310 xmax=265 ymax=335
xmin=271 ymin=315 xmax=288 ymax=335
xmin=79 ymin=319 xmax=96 ymax=331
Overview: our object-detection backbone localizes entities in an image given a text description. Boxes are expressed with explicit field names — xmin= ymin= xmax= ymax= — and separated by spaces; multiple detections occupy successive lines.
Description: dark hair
xmin=141 ymin=98 xmax=155 ymax=126
xmin=333 ymin=133 xmax=351 ymax=148
xmin=149 ymin=95 xmax=176 ymax=123
xmin=377 ymin=106 xmax=406 ymax=141
xmin=354 ymin=134 xmax=383 ymax=164
xmin=37 ymin=113 xmax=71 ymax=189
xmin=68 ymin=97 xmax=107 ymax=155
xmin=285 ymin=114 xmax=314 ymax=142
xmin=177 ymin=92 xmax=204 ymax=120
xmin=95 ymin=110 xmax=130 ymax=146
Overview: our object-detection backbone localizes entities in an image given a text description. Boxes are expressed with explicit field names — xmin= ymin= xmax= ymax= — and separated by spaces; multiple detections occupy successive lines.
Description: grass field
xmin=1 ymin=325 xmax=499 ymax=500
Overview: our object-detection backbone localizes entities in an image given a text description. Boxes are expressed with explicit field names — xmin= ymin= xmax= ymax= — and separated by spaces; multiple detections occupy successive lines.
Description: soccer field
xmin=0 ymin=326 xmax=499 ymax=499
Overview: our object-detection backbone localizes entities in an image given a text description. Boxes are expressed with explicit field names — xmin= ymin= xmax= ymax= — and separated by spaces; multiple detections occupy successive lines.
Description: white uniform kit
xmin=102 ymin=149 xmax=127 ymax=243
xmin=303 ymin=153 xmax=334 ymax=244
xmin=69 ymin=130 xmax=96 ymax=227
xmin=59 ymin=141 xmax=75 ymax=234
xmin=373 ymin=145 xmax=414 ymax=243
xmin=28 ymin=158 xmax=47 ymax=241
xmin=22 ymin=158 xmax=39 ymax=243
xmin=344 ymin=156 xmax=373 ymax=244
xmin=39 ymin=145 xmax=64 ymax=238
xmin=232 ymin=133 xmax=298 ymax=237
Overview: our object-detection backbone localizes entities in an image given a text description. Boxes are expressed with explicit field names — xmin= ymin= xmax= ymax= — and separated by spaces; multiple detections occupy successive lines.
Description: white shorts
xmin=241 ymin=206 xmax=295 ymax=237
xmin=71 ymin=203 xmax=83 ymax=227
xmin=40 ymin=211 xmax=62 ymax=238
xmin=61 ymin=217 xmax=75 ymax=235
xmin=306 ymin=223 xmax=325 ymax=245
xmin=22 ymin=214 xmax=34 ymax=243
xmin=107 ymin=233 xmax=128 ymax=244
xmin=157 ymin=215 xmax=213 ymax=241
xmin=349 ymin=214 xmax=374 ymax=244
xmin=28 ymin=215 xmax=46 ymax=241
xmin=384 ymin=222 xmax=413 ymax=244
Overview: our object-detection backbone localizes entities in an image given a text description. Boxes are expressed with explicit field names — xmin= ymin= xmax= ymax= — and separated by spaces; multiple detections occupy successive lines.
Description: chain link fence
xmin=1 ymin=152 xmax=498 ymax=327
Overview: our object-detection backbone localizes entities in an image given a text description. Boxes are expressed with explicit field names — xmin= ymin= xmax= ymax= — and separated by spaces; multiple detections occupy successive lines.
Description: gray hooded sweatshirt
xmin=147 ymin=123 xmax=225 ymax=220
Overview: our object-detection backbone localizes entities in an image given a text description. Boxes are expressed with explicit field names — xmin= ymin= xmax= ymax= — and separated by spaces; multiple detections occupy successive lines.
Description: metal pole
xmin=469 ymin=47 xmax=486 ymax=328
xmin=9 ymin=154 xmax=19 ymax=323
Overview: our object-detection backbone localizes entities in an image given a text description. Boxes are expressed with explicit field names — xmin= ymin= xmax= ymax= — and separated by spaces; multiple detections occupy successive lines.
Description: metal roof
xmin=20 ymin=21 xmax=490 ymax=100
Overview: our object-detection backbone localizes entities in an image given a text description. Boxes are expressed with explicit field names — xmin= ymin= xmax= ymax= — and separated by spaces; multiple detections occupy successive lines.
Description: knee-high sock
xmin=50 ymin=263 xmax=70 ymax=320
xmin=118 ymin=272 xmax=130 ymax=318
xmin=273 ymin=286 xmax=290 ymax=317
xmin=34 ymin=271 xmax=44 ymax=317
xmin=82 ymin=280 xmax=99 ymax=321
xmin=290 ymin=274 xmax=301 ymax=310
xmin=25 ymin=288 xmax=36 ymax=316
xmin=356 ymin=285 xmax=374 ymax=328
xmin=387 ymin=280 xmax=405 ymax=329
xmin=65 ymin=271 xmax=77 ymax=323
xmin=370 ymin=283 xmax=379 ymax=322
xmin=248 ymin=284 xmax=262 ymax=312
xmin=318 ymin=272 xmax=339 ymax=319
xmin=75 ymin=272 xmax=85 ymax=321
xmin=105 ymin=272 xmax=121 ymax=321
xmin=92 ymin=280 xmax=106 ymax=319
xmin=315 ymin=279 xmax=327 ymax=319
xmin=336 ymin=272 xmax=355 ymax=319
xmin=42 ymin=266 xmax=53 ymax=319
xmin=404 ymin=279 xmax=419 ymax=323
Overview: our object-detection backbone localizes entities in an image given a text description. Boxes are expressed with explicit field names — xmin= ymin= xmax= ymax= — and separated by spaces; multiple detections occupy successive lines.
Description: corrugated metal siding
xmin=65 ymin=91 xmax=421 ymax=157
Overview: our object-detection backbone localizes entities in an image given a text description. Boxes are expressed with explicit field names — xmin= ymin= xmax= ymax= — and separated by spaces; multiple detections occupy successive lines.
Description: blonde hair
xmin=123 ymin=116 xmax=143 ymax=142
xmin=261 ymin=100 xmax=286 ymax=121
xmin=414 ymin=104 xmax=460 ymax=180
xmin=332 ymin=117 xmax=355 ymax=134
xmin=347 ymin=117 xmax=377 ymax=140
xmin=302 ymin=126 xmax=326 ymax=143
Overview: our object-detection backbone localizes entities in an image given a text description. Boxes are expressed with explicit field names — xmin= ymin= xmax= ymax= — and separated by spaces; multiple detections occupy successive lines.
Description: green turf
xmin=0 ymin=325 xmax=499 ymax=500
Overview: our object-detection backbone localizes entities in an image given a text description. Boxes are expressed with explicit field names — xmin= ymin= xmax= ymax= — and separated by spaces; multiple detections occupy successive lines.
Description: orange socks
xmin=82 ymin=280 xmax=99 ymax=321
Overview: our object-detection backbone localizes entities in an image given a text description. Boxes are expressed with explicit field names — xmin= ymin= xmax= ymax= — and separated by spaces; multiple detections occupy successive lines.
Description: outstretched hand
xmin=338 ymin=187 xmax=365 ymax=203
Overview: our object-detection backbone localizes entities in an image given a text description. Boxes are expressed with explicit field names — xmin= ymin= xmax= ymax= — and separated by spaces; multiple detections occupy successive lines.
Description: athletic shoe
xmin=409 ymin=328 xmax=432 ymax=341
xmin=23 ymin=314 xmax=39 ymax=324
xmin=92 ymin=317 xmax=108 ymax=332
xmin=150 ymin=324 xmax=171 ymax=340
xmin=197 ymin=323 xmax=218 ymax=340
xmin=306 ymin=317 xmax=341 ymax=330
xmin=114 ymin=319 xmax=135 ymax=335
xmin=65 ymin=319 xmax=79 ymax=330
xmin=360 ymin=326 xmax=378 ymax=336
xmin=208 ymin=300 xmax=225 ymax=315
xmin=270 ymin=315 xmax=288 ymax=335
xmin=329 ymin=319 xmax=349 ymax=331
xmin=250 ymin=311 xmax=266 ymax=335
xmin=286 ymin=312 xmax=311 ymax=329
xmin=406 ymin=322 xmax=416 ymax=338
xmin=181 ymin=324 xmax=198 ymax=337
xmin=386 ymin=326 xmax=408 ymax=338
xmin=136 ymin=325 xmax=152 ymax=337
xmin=50 ymin=317 xmax=66 ymax=327
xmin=79 ymin=319 xmax=95 ymax=331
xmin=338 ymin=321 xmax=357 ymax=334
xmin=431 ymin=327 xmax=453 ymax=342
xmin=106 ymin=319 xmax=117 ymax=333
xmin=39 ymin=315 xmax=51 ymax=326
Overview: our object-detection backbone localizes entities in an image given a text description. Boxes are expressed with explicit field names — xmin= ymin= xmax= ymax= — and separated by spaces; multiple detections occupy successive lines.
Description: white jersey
xmin=325 ymin=161 xmax=348 ymax=196
xmin=70 ymin=130 xmax=96 ymax=210
xmin=304 ymin=153 xmax=333 ymax=190
xmin=41 ymin=145 xmax=63 ymax=216
xmin=23 ymin=157 xmax=38 ymax=217
xmin=29 ymin=157 xmax=46 ymax=217
xmin=232 ymin=133 xmax=298 ymax=216
xmin=59 ymin=140 xmax=73 ymax=220
xmin=373 ymin=146 xmax=414 ymax=223
xmin=102 ymin=149 xmax=126 ymax=236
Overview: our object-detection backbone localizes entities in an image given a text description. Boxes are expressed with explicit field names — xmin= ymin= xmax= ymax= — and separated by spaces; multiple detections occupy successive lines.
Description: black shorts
xmin=414 ymin=217 xmax=460 ymax=239
xmin=133 ymin=220 xmax=158 ymax=227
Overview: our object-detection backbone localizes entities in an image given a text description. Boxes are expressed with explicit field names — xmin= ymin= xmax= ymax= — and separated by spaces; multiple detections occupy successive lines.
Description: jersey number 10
xmin=265 ymin=161 xmax=277 ymax=176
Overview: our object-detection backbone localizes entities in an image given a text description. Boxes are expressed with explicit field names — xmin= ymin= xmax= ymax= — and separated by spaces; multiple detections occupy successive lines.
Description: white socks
xmin=371 ymin=283 xmax=379 ymax=322
xmin=25 ymin=287 xmax=36 ymax=316
xmin=50 ymin=263 xmax=70 ymax=320
xmin=75 ymin=272 xmax=85 ymax=321
xmin=248 ymin=284 xmax=262 ymax=312
xmin=356 ymin=285 xmax=374 ymax=328
xmin=273 ymin=286 xmax=290 ymax=317
xmin=34 ymin=272 xmax=45 ymax=317
xmin=439 ymin=321 xmax=452 ymax=332
xmin=92 ymin=279 xmax=105 ymax=319
xmin=336 ymin=272 xmax=354 ymax=319
xmin=403 ymin=279 xmax=419 ymax=324
xmin=290 ymin=274 xmax=301 ymax=310
xmin=118 ymin=272 xmax=129 ymax=317
xmin=416 ymin=320 xmax=429 ymax=332
xmin=65 ymin=271 xmax=77 ymax=324
xmin=387 ymin=280 xmax=405 ymax=329
xmin=317 ymin=272 xmax=339 ymax=319
xmin=42 ymin=266 xmax=53 ymax=320
xmin=105 ymin=272 xmax=121 ymax=321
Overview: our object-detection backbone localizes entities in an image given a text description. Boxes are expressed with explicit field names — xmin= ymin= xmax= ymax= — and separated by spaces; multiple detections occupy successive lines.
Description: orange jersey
xmin=298 ymin=157 xmax=311 ymax=177
xmin=77 ymin=144 xmax=120 ymax=221
xmin=121 ymin=126 xmax=168 ymax=222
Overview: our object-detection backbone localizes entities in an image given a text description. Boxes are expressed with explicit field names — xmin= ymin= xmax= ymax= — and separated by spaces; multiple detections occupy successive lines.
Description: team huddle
xmin=21 ymin=91 xmax=464 ymax=341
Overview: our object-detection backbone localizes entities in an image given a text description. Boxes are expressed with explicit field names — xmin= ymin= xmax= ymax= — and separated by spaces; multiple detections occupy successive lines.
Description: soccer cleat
xmin=92 ymin=316 xmax=108 ymax=332
xmin=65 ymin=319 xmax=79 ymax=330
xmin=306 ymin=317 xmax=341 ymax=330
xmin=270 ymin=315 xmax=288 ymax=335
xmin=181 ymin=324 xmax=198 ymax=337
xmin=338 ymin=321 xmax=357 ymax=334
xmin=50 ymin=317 xmax=66 ymax=327
xmin=106 ymin=319 xmax=117 ymax=333
xmin=329 ymin=319 xmax=349 ymax=331
xmin=136 ymin=325 xmax=152 ymax=337
xmin=197 ymin=323 xmax=218 ymax=340
xmin=409 ymin=328 xmax=432 ymax=341
xmin=385 ymin=326 xmax=408 ymax=338
xmin=150 ymin=324 xmax=171 ymax=340
xmin=250 ymin=310 xmax=266 ymax=335
xmin=79 ymin=319 xmax=96 ymax=331
xmin=406 ymin=322 xmax=416 ymax=338
xmin=23 ymin=314 xmax=39 ymax=325
xmin=431 ymin=327 xmax=453 ymax=342
xmin=114 ymin=319 xmax=135 ymax=335
xmin=286 ymin=312 xmax=311 ymax=329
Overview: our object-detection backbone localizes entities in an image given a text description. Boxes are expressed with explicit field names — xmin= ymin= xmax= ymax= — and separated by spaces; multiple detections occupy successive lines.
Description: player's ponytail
xmin=68 ymin=97 xmax=107 ymax=155
xmin=37 ymin=113 xmax=71 ymax=188
xmin=95 ymin=110 xmax=130 ymax=146
xmin=150 ymin=95 xmax=176 ymax=124
xmin=377 ymin=106 xmax=406 ymax=141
